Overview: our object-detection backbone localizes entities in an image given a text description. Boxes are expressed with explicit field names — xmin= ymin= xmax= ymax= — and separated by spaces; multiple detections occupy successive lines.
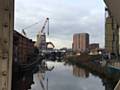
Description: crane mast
xmin=36 ymin=18 xmax=49 ymax=51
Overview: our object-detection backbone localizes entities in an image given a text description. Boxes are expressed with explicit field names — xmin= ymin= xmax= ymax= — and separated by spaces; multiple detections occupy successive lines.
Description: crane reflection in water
xmin=36 ymin=60 xmax=54 ymax=90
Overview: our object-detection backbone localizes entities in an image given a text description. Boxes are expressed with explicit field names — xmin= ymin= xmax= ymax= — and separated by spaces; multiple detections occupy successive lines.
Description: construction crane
xmin=36 ymin=18 xmax=49 ymax=50
xmin=22 ymin=20 xmax=42 ymax=37
xmin=40 ymin=17 xmax=49 ymax=35
xmin=21 ymin=18 xmax=49 ymax=37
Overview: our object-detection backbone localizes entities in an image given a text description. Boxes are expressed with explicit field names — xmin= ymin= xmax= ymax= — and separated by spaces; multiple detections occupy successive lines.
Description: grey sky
xmin=15 ymin=0 xmax=105 ymax=48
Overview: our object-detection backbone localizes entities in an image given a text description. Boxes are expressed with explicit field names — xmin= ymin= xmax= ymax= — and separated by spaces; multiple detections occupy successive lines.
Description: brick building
xmin=13 ymin=30 xmax=35 ymax=64
xmin=89 ymin=43 xmax=99 ymax=51
xmin=72 ymin=33 xmax=89 ymax=52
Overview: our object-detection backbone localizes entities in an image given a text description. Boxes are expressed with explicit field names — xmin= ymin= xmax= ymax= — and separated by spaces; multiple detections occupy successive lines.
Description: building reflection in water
xmin=71 ymin=61 xmax=120 ymax=90
xmin=31 ymin=61 xmax=120 ymax=90
xmin=73 ymin=65 xmax=89 ymax=78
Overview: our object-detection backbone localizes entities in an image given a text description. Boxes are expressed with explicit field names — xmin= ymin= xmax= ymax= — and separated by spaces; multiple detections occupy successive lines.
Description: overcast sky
xmin=15 ymin=0 xmax=106 ymax=49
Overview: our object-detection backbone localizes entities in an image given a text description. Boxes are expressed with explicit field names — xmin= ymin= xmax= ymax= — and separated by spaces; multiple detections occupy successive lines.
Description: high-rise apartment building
xmin=72 ymin=33 xmax=89 ymax=52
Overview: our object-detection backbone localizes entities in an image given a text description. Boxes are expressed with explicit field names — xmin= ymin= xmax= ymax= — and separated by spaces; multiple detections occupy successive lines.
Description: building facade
xmin=13 ymin=30 xmax=35 ymax=64
xmin=105 ymin=9 xmax=119 ymax=56
xmin=89 ymin=43 xmax=99 ymax=51
xmin=119 ymin=29 xmax=120 ymax=55
xmin=72 ymin=33 xmax=89 ymax=52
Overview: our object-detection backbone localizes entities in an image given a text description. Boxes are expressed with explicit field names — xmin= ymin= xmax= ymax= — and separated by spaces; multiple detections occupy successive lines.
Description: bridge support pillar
xmin=0 ymin=0 xmax=14 ymax=90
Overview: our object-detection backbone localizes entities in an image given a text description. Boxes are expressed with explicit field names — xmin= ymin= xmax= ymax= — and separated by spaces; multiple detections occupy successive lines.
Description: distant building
xmin=89 ymin=43 xmax=99 ymax=50
xmin=72 ymin=33 xmax=89 ymax=52
xmin=105 ymin=9 xmax=119 ymax=56
xmin=89 ymin=43 xmax=100 ymax=55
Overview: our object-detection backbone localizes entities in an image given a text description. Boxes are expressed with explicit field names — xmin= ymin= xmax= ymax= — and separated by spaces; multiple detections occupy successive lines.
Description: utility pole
xmin=0 ymin=0 xmax=14 ymax=90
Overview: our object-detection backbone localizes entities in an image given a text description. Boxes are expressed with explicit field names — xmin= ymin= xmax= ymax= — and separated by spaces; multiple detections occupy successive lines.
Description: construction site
xmin=0 ymin=0 xmax=120 ymax=90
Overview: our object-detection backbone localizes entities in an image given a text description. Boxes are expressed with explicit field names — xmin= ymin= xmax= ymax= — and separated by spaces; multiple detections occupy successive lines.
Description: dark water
xmin=30 ymin=61 xmax=109 ymax=90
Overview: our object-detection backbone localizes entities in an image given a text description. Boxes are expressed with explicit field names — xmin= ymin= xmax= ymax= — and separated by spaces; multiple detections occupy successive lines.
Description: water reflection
xmin=68 ymin=60 xmax=120 ymax=90
xmin=73 ymin=65 xmax=89 ymax=78
xmin=30 ymin=61 xmax=105 ymax=90
xmin=72 ymin=64 xmax=117 ymax=90
xmin=13 ymin=58 xmax=120 ymax=90
xmin=102 ymin=79 xmax=116 ymax=90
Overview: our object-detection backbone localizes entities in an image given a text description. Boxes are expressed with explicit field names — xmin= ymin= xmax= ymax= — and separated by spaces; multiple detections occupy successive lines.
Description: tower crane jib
xmin=40 ymin=17 xmax=49 ymax=35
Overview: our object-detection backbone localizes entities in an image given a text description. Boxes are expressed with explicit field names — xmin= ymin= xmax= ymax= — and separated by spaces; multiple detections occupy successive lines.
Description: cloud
xmin=15 ymin=0 xmax=105 ymax=48
xmin=46 ymin=38 xmax=72 ymax=49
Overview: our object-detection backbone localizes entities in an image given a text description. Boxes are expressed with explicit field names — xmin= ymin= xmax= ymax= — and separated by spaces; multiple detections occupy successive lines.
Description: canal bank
xmin=66 ymin=55 xmax=120 ymax=81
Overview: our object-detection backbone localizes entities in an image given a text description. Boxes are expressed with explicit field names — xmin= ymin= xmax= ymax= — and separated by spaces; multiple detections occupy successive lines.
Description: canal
xmin=29 ymin=61 xmax=116 ymax=90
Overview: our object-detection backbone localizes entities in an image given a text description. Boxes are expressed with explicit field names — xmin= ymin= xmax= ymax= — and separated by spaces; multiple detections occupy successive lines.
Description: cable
xmin=23 ymin=20 xmax=42 ymax=30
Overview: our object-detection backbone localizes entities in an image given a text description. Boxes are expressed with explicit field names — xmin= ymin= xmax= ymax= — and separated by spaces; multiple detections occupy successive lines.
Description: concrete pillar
xmin=0 ymin=0 xmax=14 ymax=90
xmin=112 ymin=19 xmax=119 ymax=58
